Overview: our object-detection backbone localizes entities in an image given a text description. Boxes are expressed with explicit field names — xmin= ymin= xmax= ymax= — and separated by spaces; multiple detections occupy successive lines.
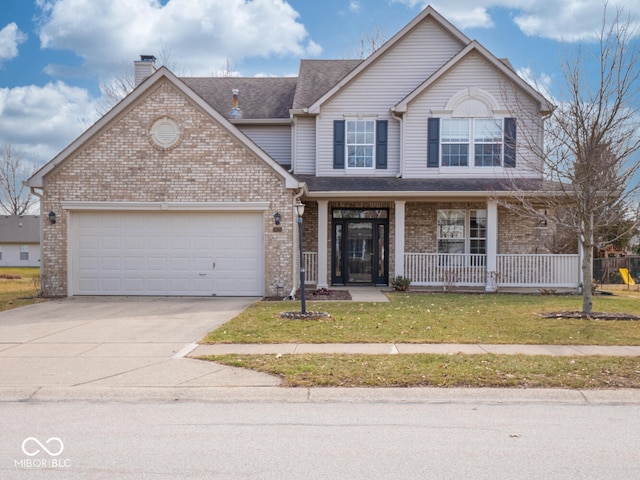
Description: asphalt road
xmin=2 ymin=398 xmax=639 ymax=479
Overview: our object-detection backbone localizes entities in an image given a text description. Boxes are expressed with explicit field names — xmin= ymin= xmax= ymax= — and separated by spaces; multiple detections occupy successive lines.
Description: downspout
xmin=288 ymin=188 xmax=305 ymax=299
xmin=391 ymin=109 xmax=403 ymax=178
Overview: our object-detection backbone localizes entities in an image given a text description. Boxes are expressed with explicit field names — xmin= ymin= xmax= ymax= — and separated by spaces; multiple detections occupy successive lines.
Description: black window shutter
xmin=504 ymin=117 xmax=516 ymax=168
xmin=376 ymin=120 xmax=388 ymax=169
xmin=427 ymin=117 xmax=440 ymax=168
xmin=333 ymin=120 xmax=345 ymax=169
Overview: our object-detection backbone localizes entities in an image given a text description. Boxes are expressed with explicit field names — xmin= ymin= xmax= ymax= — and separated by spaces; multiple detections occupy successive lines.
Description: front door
xmin=332 ymin=209 xmax=388 ymax=285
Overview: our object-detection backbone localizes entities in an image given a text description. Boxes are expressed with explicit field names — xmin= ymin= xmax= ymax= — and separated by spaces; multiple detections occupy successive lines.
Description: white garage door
xmin=70 ymin=211 xmax=264 ymax=296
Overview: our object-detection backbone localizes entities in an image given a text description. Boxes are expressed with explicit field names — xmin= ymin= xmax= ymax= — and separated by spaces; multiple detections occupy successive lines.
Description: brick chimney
xmin=134 ymin=55 xmax=157 ymax=86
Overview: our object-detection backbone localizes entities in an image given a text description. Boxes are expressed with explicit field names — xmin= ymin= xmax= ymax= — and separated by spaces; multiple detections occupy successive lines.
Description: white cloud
xmin=349 ymin=1 xmax=361 ymax=14
xmin=0 ymin=83 xmax=98 ymax=165
xmin=0 ymin=23 xmax=27 ymax=62
xmin=391 ymin=0 xmax=640 ymax=41
xmin=36 ymin=0 xmax=322 ymax=78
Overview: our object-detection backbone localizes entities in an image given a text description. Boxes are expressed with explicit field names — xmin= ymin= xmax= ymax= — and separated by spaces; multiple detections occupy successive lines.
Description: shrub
xmin=391 ymin=275 xmax=411 ymax=292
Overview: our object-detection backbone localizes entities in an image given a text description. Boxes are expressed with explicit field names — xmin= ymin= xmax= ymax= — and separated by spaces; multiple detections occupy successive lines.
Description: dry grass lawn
xmin=0 ymin=267 xmax=45 ymax=312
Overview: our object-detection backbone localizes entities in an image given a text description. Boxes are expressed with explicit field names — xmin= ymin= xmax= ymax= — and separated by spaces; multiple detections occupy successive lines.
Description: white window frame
xmin=345 ymin=119 xmax=376 ymax=170
xmin=440 ymin=118 xmax=504 ymax=168
xmin=437 ymin=209 xmax=487 ymax=255
xmin=20 ymin=245 xmax=29 ymax=261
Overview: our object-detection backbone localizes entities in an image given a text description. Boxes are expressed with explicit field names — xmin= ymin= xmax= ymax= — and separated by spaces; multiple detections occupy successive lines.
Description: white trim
xmin=485 ymin=201 xmax=498 ymax=292
xmin=61 ymin=201 xmax=270 ymax=211
xmin=317 ymin=200 xmax=329 ymax=288
xmin=394 ymin=41 xmax=554 ymax=114
xmin=394 ymin=201 xmax=406 ymax=278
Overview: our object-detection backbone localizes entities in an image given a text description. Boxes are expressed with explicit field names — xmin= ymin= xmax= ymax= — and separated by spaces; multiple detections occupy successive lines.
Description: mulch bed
xmin=263 ymin=288 xmax=352 ymax=302
xmin=542 ymin=311 xmax=640 ymax=321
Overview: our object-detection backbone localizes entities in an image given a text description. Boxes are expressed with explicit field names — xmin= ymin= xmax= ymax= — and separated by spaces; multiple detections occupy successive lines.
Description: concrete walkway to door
xmin=0 ymin=297 xmax=280 ymax=400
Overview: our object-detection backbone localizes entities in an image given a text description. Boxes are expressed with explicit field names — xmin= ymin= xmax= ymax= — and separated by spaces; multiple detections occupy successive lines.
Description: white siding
xmin=403 ymin=52 xmax=543 ymax=179
xmin=316 ymin=17 xmax=465 ymax=177
xmin=293 ymin=116 xmax=316 ymax=174
xmin=0 ymin=243 xmax=41 ymax=267
xmin=239 ymin=125 xmax=292 ymax=166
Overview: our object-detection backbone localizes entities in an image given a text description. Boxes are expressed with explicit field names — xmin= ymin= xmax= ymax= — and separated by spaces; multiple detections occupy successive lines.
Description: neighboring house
xmin=27 ymin=6 xmax=580 ymax=298
xmin=0 ymin=215 xmax=41 ymax=268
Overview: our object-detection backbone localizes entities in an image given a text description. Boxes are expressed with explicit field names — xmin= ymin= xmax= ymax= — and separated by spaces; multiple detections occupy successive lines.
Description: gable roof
xmin=393 ymin=40 xmax=554 ymax=114
xmin=0 ymin=215 xmax=40 ymax=243
xmin=292 ymin=60 xmax=363 ymax=110
xmin=27 ymin=67 xmax=302 ymax=189
xmin=306 ymin=6 xmax=470 ymax=114
xmin=182 ymin=77 xmax=297 ymax=119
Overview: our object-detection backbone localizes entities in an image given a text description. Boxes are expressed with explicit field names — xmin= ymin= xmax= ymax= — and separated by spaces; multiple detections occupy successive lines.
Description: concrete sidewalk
xmin=192 ymin=343 xmax=640 ymax=357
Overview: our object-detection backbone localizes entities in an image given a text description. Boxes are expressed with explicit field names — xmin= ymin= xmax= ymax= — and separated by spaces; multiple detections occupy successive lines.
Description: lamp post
xmin=295 ymin=199 xmax=306 ymax=314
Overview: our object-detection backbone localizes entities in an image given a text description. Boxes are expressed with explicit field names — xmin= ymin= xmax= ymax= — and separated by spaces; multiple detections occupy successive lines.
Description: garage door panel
xmin=71 ymin=211 xmax=263 ymax=296
xmin=101 ymin=257 xmax=121 ymax=270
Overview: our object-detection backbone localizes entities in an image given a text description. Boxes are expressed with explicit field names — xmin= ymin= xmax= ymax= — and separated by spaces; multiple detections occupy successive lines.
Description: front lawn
xmin=201 ymin=292 xmax=640 ymax=346
xmin=0 ymin=267 xmax=45 ymax=312
xmin=204 ymin=353 xmax=640 ymax=388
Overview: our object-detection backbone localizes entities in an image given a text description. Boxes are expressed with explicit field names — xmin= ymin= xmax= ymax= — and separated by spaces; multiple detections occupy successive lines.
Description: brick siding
xmin=40 ymin=79 xmax=295 ymax=297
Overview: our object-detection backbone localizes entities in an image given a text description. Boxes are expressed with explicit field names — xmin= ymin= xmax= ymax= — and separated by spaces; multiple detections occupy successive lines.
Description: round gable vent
xmin=150 ymin=117 xmax=181 ymax=149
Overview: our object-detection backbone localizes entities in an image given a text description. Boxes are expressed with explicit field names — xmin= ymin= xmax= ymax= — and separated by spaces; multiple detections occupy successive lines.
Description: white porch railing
xmin=405 ymin=253 xmax=580 ymax=288
xmin=497 ymin=254 xmax=579 ymax=287
xmin=405 ymin=254 xmax=487 ymax=286
xmin=303 ymin=252 xmax=317 ymax=285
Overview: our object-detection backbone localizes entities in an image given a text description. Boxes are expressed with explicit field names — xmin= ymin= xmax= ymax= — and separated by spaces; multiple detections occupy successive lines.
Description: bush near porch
xmin=201 ymin=292 xmax=640 ymax=346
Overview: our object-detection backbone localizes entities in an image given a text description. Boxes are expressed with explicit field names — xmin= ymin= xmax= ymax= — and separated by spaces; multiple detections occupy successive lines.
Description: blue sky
xmin=0 ymin=0 xmax=637 ymax=169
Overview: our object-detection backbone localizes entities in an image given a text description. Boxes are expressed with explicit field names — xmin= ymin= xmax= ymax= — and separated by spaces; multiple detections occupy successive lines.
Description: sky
xmin=0 ymin=0 xmax=638 ymax=170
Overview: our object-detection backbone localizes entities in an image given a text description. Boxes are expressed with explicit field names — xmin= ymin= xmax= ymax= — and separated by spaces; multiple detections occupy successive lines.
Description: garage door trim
xmin=62 ymin=201 xmax=271 ymax=212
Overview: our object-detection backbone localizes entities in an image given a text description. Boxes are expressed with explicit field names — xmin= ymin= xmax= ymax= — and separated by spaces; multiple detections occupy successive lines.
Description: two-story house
xmin=27 ymin=6 xmax=579 ymax=298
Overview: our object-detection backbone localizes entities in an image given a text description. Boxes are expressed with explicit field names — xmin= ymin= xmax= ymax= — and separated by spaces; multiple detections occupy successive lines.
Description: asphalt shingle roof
xmin=180 ymin=59 xmax=362 ymax=118
xmin=292 ymin=59 xmax=363 ymax=109
xmin=0 ymin=215 xmax=41 ymax=243
xmin=296 ymin=175 xmax=548 ymax=193
xmin=182 ymin=77 xmax=297 ymax=119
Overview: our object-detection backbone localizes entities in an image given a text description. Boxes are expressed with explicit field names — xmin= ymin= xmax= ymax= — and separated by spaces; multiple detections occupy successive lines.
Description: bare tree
xmin=0 ymin=145 xmax=37 ymax=215
xmin=504 ymin=6 xmax=640 ymax=314
xmin=352 ymin=26 xmax=387 ymax=59
xmin=216 ymin=57 xmax=239 ymax=77
xmin=96 ymin=47 xmax=179 ymax=116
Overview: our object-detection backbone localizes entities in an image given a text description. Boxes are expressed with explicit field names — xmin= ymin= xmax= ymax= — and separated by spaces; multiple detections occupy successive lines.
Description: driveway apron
xmin=0 ymin=297 xmax=280 ymax=390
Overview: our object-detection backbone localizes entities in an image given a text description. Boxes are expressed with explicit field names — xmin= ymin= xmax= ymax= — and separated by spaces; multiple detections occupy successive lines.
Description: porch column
xmin=485 ymin=200 xmax=498 ymax=292
xmin=317 ymin=200 xmax=329 ymax=288
xmin=394 ymin=200 xmax=405 ymax=279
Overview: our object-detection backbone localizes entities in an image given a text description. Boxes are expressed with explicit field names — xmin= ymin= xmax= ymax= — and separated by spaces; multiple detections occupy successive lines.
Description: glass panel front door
xmin=347 ymin=222 xmax=373 ymax=283
xmin=332 ymin=210 xmax=388 ymax=285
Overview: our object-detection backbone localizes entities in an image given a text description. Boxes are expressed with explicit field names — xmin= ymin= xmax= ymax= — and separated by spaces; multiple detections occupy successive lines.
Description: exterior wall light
xmin=48 ymin=211 xmax=56 ymax=224
xmin=295 ymin=199 xmax=306 ymax=314
xmin=274 ymin=212 xmax=281 ymax=225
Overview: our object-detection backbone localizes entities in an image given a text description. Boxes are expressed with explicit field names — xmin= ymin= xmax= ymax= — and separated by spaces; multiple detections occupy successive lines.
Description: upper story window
xmin=346 ymin=120 xmax=375 ymax=169
xmin=427 ymin=87 xmax=516 ymax=169
xmin=440 ymin=118 xmax=505 ymax=168
xmin=333 ymin=119 xmax=388 ymax=170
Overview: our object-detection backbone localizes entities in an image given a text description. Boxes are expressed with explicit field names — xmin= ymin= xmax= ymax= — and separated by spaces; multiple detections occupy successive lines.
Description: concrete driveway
xmin=0 ymin=297 xmax=280 ymax=398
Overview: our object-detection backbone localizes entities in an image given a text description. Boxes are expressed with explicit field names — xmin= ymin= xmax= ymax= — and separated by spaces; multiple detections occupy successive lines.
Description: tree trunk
xmin=581 ymin=239 xmax=593 ymax=314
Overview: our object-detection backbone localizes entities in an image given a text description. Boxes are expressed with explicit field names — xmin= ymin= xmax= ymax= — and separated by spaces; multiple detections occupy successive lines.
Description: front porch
xmin=304 ymin=252 xmax=580 ymax=290
xmin=299 ymin=199 xmax=581 ymax=292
